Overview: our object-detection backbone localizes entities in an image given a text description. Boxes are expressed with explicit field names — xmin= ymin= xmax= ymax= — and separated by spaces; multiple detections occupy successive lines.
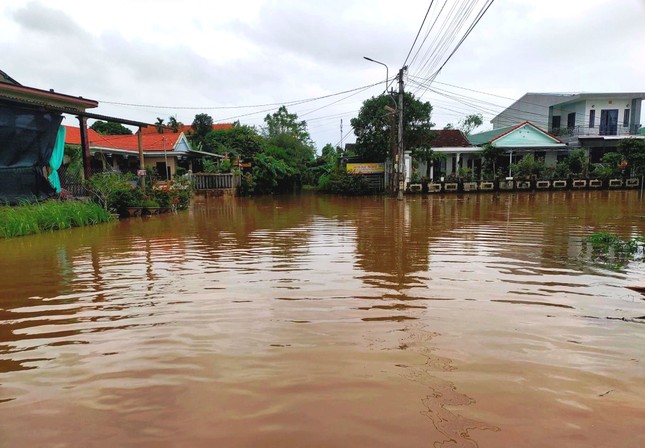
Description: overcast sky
xmin=1 ymin=0 xmax=643 ymax=150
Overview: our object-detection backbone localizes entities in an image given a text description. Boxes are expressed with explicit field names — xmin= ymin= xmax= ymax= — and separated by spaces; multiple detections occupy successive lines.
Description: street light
xmin=364 ymin=56 xmax=400 ymax=196
xmin=363 ymin=56 xmax=389 ymax=93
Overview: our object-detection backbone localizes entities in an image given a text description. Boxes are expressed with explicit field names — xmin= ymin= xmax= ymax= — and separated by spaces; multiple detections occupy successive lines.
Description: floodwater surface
xmin=1 ymin=191 xmax=644 ymax=447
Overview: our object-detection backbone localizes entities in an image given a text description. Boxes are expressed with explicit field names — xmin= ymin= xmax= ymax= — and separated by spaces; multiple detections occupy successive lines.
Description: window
xmin=551 ymin=115 xmax=561 ymax=131
xmin=567 ymin=112 xmax=576 ymax=129
xmin=624 ymin=109 xmax=630 ymax=127
xmin=589 ymin=109 xmax=595 ymax=128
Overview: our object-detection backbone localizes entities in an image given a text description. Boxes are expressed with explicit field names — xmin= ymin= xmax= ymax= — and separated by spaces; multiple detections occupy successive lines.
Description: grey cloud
xmin=230 ymin=1 xmax=406 ymax=68
xmin=11 ymin=1 xmax=89 ymax=38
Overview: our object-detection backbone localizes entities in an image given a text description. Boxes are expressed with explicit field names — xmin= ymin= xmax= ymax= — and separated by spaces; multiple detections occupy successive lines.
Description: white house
xmin=491 ymin=92 xmax=645 ymax=163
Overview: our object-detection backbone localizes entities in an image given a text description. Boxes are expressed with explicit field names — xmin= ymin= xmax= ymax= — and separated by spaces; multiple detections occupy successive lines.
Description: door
xmin=156 ymin=162 xmax=170 ymax=180
xmin=600 ymin=109 xmax=618 ymax=135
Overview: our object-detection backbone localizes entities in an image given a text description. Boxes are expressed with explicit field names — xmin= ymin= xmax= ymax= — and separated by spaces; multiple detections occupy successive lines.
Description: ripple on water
xmin=0 ymin=192 xmax=644 ymax=447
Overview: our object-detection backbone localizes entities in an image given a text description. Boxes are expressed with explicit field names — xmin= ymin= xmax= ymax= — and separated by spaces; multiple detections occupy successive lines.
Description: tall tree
xmin=90 ymin=121 xmax=133 ymax=135
xmin=190 ymin=113 xmax=214 ymax=150
xmin=458 ymin=113 xmax=484 ymax=135
xmin=351 ymin=92 xmax=434 ymax=162
xmin=168 ymin=116 xmax=181 ymax=133
xmin=155 ymin=117 xmax=165 ymax=134
xmin=263 ymin=106 xmax=313 ymax=146
xmin=203 ymin=124 xmax=266 ymax=159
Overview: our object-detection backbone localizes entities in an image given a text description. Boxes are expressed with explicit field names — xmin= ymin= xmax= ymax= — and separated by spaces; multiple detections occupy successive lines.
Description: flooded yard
xmin=1 ymin=190 xmax=644 ymax=447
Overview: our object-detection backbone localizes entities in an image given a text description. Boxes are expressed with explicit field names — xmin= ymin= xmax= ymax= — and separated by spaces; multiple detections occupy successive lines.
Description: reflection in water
xmin=0 ymin=191 xmax=644 ymax=447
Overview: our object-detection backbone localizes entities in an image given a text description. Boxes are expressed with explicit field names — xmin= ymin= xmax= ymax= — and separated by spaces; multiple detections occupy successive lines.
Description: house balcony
xmin=550 ymin=124 xmax=643 ymax=143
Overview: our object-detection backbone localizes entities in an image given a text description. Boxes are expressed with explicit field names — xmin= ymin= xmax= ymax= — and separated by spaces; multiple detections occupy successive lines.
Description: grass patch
xmin=0 ymin=200 xmax=114 ymax=239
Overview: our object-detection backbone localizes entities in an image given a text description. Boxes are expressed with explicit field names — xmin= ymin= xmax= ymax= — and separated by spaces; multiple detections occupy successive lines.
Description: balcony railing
xmin=550 ymin=124 xmax=642 ymax=138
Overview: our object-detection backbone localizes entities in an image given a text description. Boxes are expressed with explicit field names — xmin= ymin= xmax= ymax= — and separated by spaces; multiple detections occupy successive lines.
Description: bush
xmin=151 ymin=176 xmax=194 ymax=210
xmin=318 ymin=168 xmax=372 ymax=195
xmin=510 ymin=154 xmax=545 ymax=179
xmin=86 ymin=171 xmax=138 ymax=213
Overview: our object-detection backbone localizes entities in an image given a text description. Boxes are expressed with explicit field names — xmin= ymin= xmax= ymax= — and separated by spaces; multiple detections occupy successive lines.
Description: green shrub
xmin=319 ymin=168 xmax=372 ymax=195
xmin=510 ymin=154 xmax=545 ymax=179
xmin=590 ymin=152 xmax=624 ymax=179
xmin=86 ymin=171 xmax=138 ymax=213
xmin=583 ymin=232 xmax=645 ymax=266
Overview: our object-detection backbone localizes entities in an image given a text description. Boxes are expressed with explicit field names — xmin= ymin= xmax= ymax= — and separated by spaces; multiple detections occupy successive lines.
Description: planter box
xmin=143 ymin=207 xmax=161 ymax=215
xmin=552 ymin=180 xmax=567 ymax=189
xmin=444 ymin=182 xmax=459 ymax=192
xmin=572 ymin=179 xmax=587 ymax=188
xmin=608 ymin=178 xmax=623 ymax=188
xmin=463 ymin=182 xmax=478 ymax=192
xmin=588 ymin=179 xmax=602 ymax=188
xmin=479 ymin=181 xmax=495 ymax=191
xmin=536 ymin=180 xmax=550 ymax=189
xmin=427 ymin=182 xmax=442 ymax=193
xmin=498 ymin=180 xmax=514 ymax=190
xmin=626 ymin=178 xmax=640 ymax=188
xmin=516 ymin=180 xmax=531 ymax=190
xmin=408 ymin=183 xmax=422 ymax=193
xmin=126 ymin=206 xmax=142 ymax=217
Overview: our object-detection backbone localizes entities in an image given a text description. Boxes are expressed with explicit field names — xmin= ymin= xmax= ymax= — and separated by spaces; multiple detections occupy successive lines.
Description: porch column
xmin=137 ymin=127 xmax=145 ymax=187
xmin=77 ymin=116 xmax=91 ymax=180
xmin=508 ymin=150 xmax=513 ymax=177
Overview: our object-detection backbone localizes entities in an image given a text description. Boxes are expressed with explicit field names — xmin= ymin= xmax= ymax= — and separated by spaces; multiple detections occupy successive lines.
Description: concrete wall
xmin=492 ymin=93 xmax=574 ymax=129
xmin=144 ymin=156 xmax=177 ymax=177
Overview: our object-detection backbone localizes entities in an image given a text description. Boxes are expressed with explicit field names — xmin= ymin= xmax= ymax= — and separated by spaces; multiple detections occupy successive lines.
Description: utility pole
xmin=397 ymin=66 xmax=407 ymax=201
xmin=340 ymin=119 xmax=343 ymax=150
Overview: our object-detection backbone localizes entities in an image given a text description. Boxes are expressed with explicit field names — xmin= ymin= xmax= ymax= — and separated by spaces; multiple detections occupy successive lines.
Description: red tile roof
xmin=63 ymin=125 xmax=184 ymax=152
xmin=431 ymin=129 xmax=473 ymax=147
xmin=63 ymin=125 xmax=101 ymax=145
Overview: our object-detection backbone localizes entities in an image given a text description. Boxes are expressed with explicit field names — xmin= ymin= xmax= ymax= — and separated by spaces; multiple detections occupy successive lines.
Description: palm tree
xmin=168 ymin=116 xmax=180 ymax=133
xmin=155 ymin=117 xmax=164 ymax=134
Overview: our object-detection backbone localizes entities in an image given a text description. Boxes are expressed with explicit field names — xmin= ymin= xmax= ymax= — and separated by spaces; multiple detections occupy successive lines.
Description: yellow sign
xmin=346 ymin=163 xmax=384 ymax=174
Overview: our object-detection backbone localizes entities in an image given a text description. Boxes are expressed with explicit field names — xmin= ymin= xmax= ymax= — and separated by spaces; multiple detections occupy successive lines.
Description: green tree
xmin=155 ymin=117 xmax=165 ymax=134
xmin=555 ymin=148 xmax=588 ymax=177
xmin=458 ymin=113 xmax=483 ymax=135
xmin=321 ymin=143 xmax=338 ymax=162
xmin=479 ymin=143 xmax=505 ymax=178
xmin=591 ymin=152 xmax=623 ymax=179
xmin=190 ymin=113 xmax=214 ymax=150
xmin=90 ymin=121 xmax=133 ymax=135
xmin=351 ymin=92 xmax=434 ymax=162
xmin=510 ymin=154 xmax=546 ymax=179
xmin=617 ymin=139 xmax=645 ymax=176
xmin=263 ymin=106 xmax=313 ymax=146
xmin=261 ymin=107 xmax=316 ymax=186
xmin=252 ymin=152 xmax=296 ymax=194
xmin=168 ymin=116 xmax=181 ymax=133
xmin=203 ymin=124 xmax=265 ymax=159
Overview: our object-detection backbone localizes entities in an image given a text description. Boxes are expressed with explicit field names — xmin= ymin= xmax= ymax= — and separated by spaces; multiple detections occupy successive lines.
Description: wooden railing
xmin=192 ymin=173 xmax=241 ymax=190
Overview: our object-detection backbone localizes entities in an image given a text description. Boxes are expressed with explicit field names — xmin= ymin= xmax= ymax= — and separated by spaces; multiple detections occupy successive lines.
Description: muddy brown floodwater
xmin=1 ymin=190 xmax=644 ymax=447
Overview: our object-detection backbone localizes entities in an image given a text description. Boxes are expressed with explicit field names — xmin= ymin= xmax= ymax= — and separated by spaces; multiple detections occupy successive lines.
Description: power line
xmin=402 ymin=1 xmax=435 ymax=68
xmin=97 ymin=81 xmax=382 ymax=111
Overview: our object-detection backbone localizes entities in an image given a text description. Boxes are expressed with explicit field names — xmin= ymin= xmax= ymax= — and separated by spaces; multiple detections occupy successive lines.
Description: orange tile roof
xmin=63 ymin=125 xmax=101 ymax=144
xmin=64 ymin=125 xmax=184 ymax=152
